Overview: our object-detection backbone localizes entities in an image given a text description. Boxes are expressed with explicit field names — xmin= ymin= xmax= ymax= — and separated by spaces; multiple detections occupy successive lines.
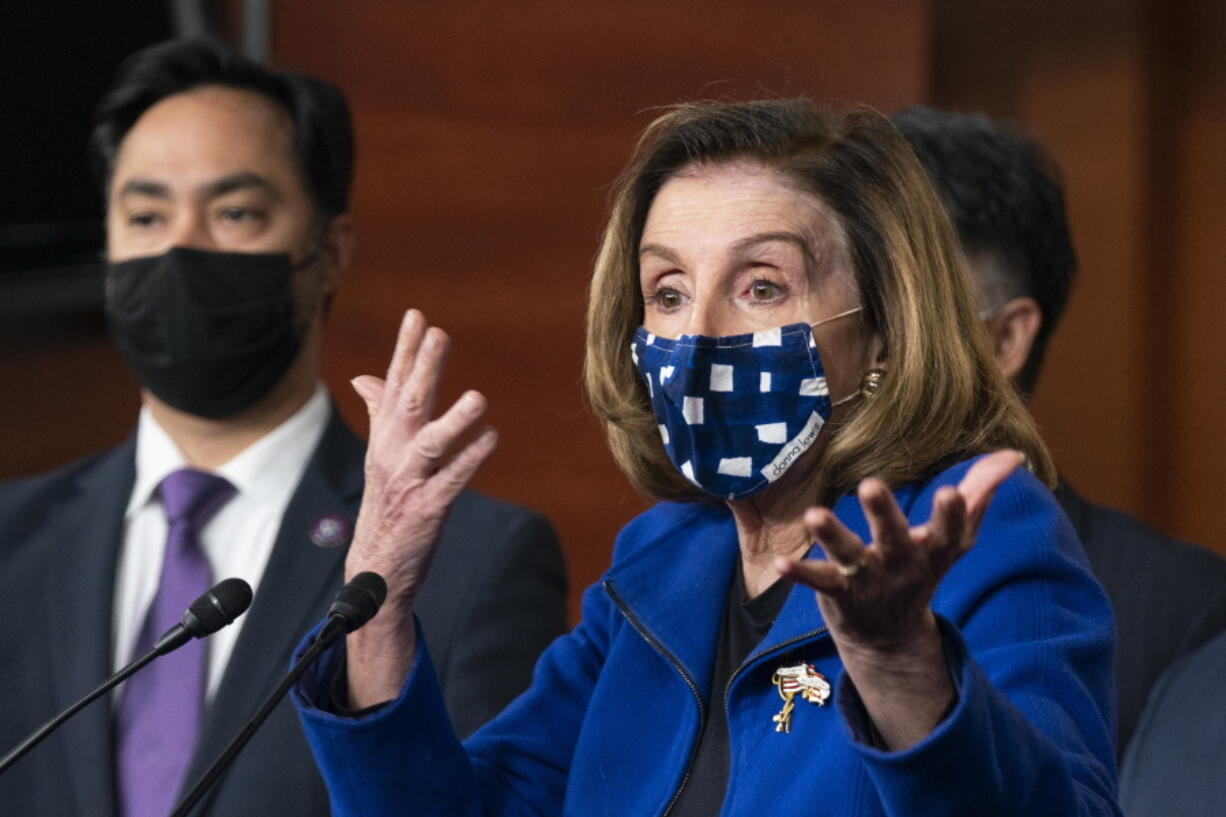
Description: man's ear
xmin=987 ymin=296 xmax=1042 ymax=383
xmin=319 ymin=213 xmax=354 ymax=293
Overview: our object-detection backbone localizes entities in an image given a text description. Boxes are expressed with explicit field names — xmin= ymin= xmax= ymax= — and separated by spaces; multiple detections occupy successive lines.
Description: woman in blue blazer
xmin=292 ymin=99 xmax=1119 ymax=816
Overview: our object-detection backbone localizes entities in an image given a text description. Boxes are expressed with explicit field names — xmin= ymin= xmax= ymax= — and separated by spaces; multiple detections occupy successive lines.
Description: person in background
xmin=1119 ymin=628 xmax=1226 ymax=815
xmin=0 ymin=38 xmax=566 ymax=817
xmin=291 ymin=99 xmax=1119 ymax=816
xmin=892 ymin=105 xmax=1226 ymax=759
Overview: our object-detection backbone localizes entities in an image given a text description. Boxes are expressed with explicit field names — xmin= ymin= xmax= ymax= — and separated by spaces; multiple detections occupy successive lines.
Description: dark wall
xmin=0 ymin=1 xmax=170 ymax=482
xmin=0 ymin=1 xmax=173 ymax=271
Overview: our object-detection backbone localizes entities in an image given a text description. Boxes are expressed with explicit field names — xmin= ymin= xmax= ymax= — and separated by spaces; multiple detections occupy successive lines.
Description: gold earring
xmin=859 ymin=369 xmax=886 ymax=399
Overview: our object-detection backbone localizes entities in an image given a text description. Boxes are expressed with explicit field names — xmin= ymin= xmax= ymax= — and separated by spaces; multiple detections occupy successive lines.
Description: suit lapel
xmin=181 ymin=410 xmax=364 ymax=800
xmin=47 ymin=439 xmax=136 ymax=817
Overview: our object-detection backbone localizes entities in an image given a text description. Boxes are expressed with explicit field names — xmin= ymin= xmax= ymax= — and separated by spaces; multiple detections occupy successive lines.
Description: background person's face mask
xmin=105 ymin=246 xmax=310 ymax=419
xmin=631 ymin=308 xmax=860 ymax=500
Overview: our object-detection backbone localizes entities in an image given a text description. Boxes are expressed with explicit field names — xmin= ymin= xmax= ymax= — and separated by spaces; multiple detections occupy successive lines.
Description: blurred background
xmin=2 ymin=0 xmax=1222 ymax=621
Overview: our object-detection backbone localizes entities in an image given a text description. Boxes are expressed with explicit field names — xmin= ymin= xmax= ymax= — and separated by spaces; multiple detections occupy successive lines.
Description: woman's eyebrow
xmin=638 ymin=243 xmax=682 ymax=264
xmin=731 ymin=231 xmax=812 ymax=259
xmin=731 ymin=232 xmax=817 ymax=279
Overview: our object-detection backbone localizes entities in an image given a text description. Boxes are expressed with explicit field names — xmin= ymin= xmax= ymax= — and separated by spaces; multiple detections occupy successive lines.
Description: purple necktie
xmin=116 ymin=469 xmax=235 ymax=817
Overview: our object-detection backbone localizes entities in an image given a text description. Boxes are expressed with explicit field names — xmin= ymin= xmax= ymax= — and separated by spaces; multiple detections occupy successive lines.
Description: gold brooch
xmin=771 ymin=662 xmax=831 ymax=733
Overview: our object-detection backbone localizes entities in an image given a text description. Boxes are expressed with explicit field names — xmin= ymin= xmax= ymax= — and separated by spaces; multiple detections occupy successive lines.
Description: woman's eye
xmin=646 ymin=287 xmax=685 ymax=310
xmin=749 ymin=280 xmax=781 ymax=301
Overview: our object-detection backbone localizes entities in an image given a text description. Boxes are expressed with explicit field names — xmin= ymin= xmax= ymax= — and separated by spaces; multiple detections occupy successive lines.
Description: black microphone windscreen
xmin=327 ymin=572 xmax=388 ymax=632
xmin=184 ymin=578 xmax=254 ymax=637
xmin=351 ymin=571 xmax=388 ymax=608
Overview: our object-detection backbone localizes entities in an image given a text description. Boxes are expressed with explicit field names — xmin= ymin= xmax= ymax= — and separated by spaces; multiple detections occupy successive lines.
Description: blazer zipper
xmin=715 ymin=626 xmax=830 ymax=809
xmin=725 ymin=625 xmax=830 ymax=708
xmin=603 ymin=580 xmax=705 ymax=817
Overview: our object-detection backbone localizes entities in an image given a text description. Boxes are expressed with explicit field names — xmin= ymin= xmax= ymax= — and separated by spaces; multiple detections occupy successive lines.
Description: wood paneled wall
xmin=263 ymin=0 xmax=929 ymax=617
xmin=933 ymin=0 xmax=1226 ymax=555
xmin=7 ymin=1 xmax=1218 ymax=627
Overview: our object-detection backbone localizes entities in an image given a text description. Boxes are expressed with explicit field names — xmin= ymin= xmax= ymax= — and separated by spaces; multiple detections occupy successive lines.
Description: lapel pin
xmin=310 ymin=515 xmax=351 ymax=548
xmin=770 ymin=662 xmax=831 ymax=733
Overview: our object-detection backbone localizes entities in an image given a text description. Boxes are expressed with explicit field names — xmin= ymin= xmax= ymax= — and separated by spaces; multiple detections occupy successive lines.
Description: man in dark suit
xmin=1119 ymin=628 xmax=1226 ymax=815
xmin=0 ymin=39 xmax=567 ymax=817
xmin=893 ymin=107 xmax=1226 ymax=759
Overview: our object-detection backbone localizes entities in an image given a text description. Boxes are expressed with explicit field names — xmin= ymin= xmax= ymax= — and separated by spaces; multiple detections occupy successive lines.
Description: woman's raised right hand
xmin=344 ymin=309 xmax=498 ymax=707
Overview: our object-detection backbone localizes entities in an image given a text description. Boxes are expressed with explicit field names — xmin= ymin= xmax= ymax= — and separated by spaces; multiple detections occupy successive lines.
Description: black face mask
xmin=105 ymin=246 xmax=310 ymax=419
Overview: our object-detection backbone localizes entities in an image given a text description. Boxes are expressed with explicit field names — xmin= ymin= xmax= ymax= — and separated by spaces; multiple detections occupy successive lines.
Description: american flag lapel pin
xmin=770 ymin=662 xmax=831 ymax=733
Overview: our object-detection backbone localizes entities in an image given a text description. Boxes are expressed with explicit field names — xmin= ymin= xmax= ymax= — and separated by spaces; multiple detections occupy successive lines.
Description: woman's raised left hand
xmin=775 ymin=449 xmax=1024 ymax=749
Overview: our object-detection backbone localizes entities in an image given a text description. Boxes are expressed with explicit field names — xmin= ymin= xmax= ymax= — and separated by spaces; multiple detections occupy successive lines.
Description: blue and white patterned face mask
xmin=631 ymin=308 xmax=861 ymax=500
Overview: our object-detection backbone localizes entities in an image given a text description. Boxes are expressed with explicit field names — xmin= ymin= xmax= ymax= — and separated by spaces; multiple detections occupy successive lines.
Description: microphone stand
xmin=0 ymin=644 xmax=160 ymax=775
xmin=0 ymin=577 xmax=250 ymax=779
xmin=171 ymin=573 xmax=383 ymax=816
xmin=168 ymin=631 xmax=336 ymax=817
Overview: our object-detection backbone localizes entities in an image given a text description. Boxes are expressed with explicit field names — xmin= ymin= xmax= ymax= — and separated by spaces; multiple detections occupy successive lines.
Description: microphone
xmin=170 ymin=572 xmax=387 ymax=817
xmin=316 ymin=570 xmax=389 ymax=644
xmin=155 ymin=577 xmax=255 ymax=653
xmin=0 ymin=578 xmax=252 ymax=776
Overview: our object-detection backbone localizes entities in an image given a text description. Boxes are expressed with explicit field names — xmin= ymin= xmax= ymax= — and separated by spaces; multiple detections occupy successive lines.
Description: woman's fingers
xmin=785 ymin=452 xmax=1021 ymax=655
xmin=355 ymin=309 xmax=493 ymax=500
xmin=408 ymin=390 xmax=489 ymax=476
xmin=805 ymin=506 xmax=867 ymax=575
xmin=927 ymin=486 xmax=968 ymax=561
xmin=958 ymin=449 xmax=1023 ymax=525
xmin=430 ymin=426 xmax=499 ymax=506
xmin=383 ymin=309 xmax=427 ymax=400
xmin=375 ymin=310 xmax=459 ymax=442
xmin=775 ymin=554 xmax=844 ymax=595
xmin=351 ymin=375 xmax=386 ymax=418
xmin=391 ymin=326 xmax=449 ymax=433
xmin=858 ymin=478 xmax=912 ymax=564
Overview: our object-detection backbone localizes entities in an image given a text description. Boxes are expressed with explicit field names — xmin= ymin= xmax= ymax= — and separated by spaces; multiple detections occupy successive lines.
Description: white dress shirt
xmin=112 ymin=385 xmax=331 ymax=700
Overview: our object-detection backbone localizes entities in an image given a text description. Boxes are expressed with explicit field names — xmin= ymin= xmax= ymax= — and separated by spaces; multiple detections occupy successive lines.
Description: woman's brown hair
xmin=584 ymin=99 xmax=1055 ymax=503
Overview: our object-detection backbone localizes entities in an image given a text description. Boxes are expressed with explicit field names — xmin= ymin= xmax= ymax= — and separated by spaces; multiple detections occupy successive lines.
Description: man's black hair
xmin=892 ymin=106 xmax=1076 ymax=395
xmin=91 ymin=37 xmax=354 ymax=221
